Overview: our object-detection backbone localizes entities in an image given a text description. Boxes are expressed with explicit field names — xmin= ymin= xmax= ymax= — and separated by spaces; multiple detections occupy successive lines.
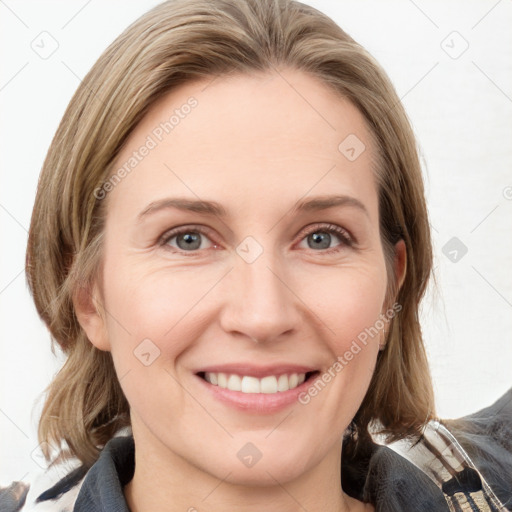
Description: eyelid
xmin=158 ymin=224 xmax=216 ymax=248
xmin=296 ymin=222 xmax=355 ymax=246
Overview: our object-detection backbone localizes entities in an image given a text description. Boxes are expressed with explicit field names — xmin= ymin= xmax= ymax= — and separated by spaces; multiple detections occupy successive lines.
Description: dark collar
xmin=73 ymin=436 xmax=135 ymax=512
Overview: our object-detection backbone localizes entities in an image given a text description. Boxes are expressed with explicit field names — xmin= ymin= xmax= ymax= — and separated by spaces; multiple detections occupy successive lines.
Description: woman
xmin=3 ymin=0 xmax=511 ymax=510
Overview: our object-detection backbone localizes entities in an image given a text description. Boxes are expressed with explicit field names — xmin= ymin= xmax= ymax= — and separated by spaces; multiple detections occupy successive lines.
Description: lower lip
xmin=195 ymin=374 xmax=317 ymax=413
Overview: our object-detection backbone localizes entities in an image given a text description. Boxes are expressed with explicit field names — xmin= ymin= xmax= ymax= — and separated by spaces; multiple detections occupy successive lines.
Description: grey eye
xmin=175 ymin=232 xmax=203 ymax=251
xmin=307 ymin=231 xmax=333 ymax=250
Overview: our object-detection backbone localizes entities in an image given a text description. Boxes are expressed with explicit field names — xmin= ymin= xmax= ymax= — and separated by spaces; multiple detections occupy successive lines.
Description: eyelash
xmin=158 ymin=223 xmax=355 ymax=256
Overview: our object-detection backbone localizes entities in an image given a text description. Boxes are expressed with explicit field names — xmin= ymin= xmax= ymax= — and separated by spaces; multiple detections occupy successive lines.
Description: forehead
xmin=107 ymin=68 xmax=379 ymax=220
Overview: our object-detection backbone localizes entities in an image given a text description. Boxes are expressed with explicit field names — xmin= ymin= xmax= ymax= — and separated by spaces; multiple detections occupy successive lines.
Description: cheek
xmin=309 ymin=262 xmax=388 ymax=348
xmin=98 ymin=258 xmax=235 ymax=412
xmin=99 ymin=267 xmax=206 ymax=426
xmin=101 ymin=265 xmax=208 ymax=354
xmin=301 ymin=262 xmax=387 ymax=405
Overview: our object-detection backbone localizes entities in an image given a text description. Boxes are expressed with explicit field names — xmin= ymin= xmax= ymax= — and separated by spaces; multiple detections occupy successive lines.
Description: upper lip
xmin=195 ymin=364 xmax=318 ymax=378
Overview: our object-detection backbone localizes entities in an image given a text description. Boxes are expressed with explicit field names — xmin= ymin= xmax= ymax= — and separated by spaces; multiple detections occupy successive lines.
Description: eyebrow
xmin=292 ymin=195 xmax=369 ymax=217
xmin=137 ymin=194 xmax=369 ymax=221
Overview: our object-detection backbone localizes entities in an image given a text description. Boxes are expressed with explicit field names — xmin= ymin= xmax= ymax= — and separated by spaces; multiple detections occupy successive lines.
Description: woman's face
xmin=80 ymin=68 xmax=404 ymax=486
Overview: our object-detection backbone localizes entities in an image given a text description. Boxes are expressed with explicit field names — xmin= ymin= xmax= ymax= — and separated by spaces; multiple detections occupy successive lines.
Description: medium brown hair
xmin=26 ymin=0 xmax=435 ymax=467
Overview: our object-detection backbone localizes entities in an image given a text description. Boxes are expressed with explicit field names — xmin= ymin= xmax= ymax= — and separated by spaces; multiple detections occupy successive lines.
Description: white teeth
xmin=241 ymin=376 xmax=260 ymax=393
xmin=203 ymin=372 xmax=307 ymax=393
xmin=260 ymin=376 xmax=278 ymax=394
xmin=227 ymin=374 xmax=242 ymax=391
xmin=277 ymin=374 xmax=289 ymax=392
xmin=217 ymin=372 xmax=227 ymax=388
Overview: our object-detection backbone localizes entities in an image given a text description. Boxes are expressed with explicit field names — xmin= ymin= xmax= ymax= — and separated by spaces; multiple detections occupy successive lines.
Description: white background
xmin=1 ymin=0 xmax=511 ymax=485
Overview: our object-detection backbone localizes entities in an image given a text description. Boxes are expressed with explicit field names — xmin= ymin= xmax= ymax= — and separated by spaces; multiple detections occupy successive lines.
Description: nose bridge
xmin=220 ymin=239 xmax=299 ymax=342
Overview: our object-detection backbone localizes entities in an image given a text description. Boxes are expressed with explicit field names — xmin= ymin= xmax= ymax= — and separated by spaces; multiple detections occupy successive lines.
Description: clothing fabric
xmin=2 ymin=388 xmax=511 ymax=511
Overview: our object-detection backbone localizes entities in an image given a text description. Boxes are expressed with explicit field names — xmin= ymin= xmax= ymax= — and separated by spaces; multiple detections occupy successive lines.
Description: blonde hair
xmin=27 ymin=0 xmax=435 ymax=467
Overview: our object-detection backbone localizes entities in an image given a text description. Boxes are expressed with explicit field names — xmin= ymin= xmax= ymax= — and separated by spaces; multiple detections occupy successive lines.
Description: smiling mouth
xmin=197 ymin=371 xmax=319 ymax=394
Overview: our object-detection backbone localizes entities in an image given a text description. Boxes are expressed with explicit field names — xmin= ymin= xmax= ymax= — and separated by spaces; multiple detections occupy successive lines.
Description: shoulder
xmin=442 ymin=387 xmax=512 ymax=509
xmin=0 ymin=461 xmax=85 ymax=512
xmin=380 ymin=387 xmax=512 ymax=511
xmin=1 ymin=431 xmax=135 ymax=512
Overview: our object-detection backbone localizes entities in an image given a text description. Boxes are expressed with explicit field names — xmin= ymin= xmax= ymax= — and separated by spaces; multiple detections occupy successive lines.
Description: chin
xmin=196 ymin=439 xmax=314 ymax=487
xmin=216 ymin=460 xmax=308 ymax=487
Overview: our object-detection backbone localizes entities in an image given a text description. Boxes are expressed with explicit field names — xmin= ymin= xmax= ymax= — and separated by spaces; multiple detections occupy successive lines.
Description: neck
xmin=123 ymin=429 xmax=367 ymax=512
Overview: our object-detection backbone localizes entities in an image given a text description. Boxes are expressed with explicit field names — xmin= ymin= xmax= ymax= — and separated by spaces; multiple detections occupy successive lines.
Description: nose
xmin=218 ymin=245 xmax=302 ymax=345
